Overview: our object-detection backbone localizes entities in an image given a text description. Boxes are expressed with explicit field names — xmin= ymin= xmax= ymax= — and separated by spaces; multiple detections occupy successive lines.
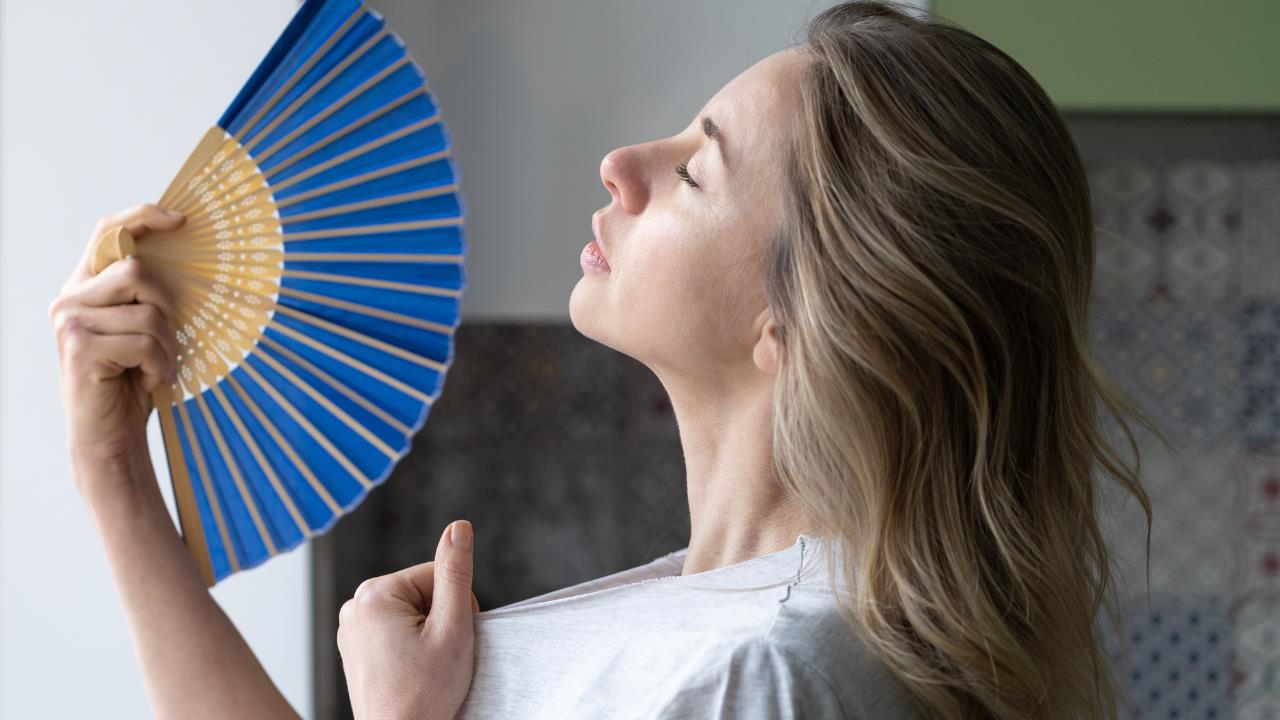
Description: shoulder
xmin=766 ymin=583 xmax=927 ymax=719
xmin=641 ymin=583 xmax=925 ymax=720
xmin=641 ymin=631 xmax=851 ymax=719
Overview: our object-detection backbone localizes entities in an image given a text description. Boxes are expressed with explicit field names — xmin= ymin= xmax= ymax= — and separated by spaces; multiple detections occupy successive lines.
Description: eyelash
xmin=674 ymin=161 xmax=700 ymax=190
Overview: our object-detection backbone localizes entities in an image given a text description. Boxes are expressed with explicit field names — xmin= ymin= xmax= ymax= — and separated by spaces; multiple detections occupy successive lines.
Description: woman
xmin=50 ymin=1 xmax=1158 ymax=718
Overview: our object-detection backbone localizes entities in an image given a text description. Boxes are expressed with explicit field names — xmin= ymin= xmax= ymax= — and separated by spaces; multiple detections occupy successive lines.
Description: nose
xmin=599 ymin=144 xmax=649 ymax=214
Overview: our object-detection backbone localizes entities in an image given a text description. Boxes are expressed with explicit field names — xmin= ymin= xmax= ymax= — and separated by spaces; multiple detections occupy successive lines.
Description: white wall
xmin=372 ymin=0 xmax=929 ymax=321
xmin=0 ymin=2 xmax=311 ymax=718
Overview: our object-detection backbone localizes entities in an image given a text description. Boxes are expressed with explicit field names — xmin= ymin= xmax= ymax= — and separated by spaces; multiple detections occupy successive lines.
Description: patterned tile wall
xmin=1091 ymin=159 xmax=1280 ymax=719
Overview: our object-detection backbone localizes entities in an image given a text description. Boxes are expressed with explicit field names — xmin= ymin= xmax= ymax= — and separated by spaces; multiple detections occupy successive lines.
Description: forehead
xmin=700 ymin=49 xmax=806 ymax=166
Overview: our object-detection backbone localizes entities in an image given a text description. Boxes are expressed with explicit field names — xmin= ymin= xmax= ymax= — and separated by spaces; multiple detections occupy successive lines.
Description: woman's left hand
xmin=338 ymin=519 xmax=480 ymax=720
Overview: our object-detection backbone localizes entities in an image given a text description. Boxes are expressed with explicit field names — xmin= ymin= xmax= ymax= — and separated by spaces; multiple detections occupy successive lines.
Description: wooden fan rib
xmin=225 ymin=374 xmax=345 ymax=518
xmin=175 ymin=398 xmax=242 ymax=574
xmin=176 ymin=183 xmax=276 ymax=230
xmin=165 ymin=136 xmax=250 ymax=212
xmin=266 ymin=114 xmax=443 ymax=193
xmin=164 ymin=269 xmax=282 ymax=308
xmin=233 ymin=7 xmax=369 ymax=147
xmin=285 ymin=216 xmax=461 ymax=241
xmin=173 ymin=203 xmax=282 ymax=239
xmin=281 ymin=269 xmax=458 ymax=299
xmin=155 ymin=391 xmax=216 ymax=588
xmin=274 ymin=151 xmax=439 ymax=209
xmin=257 ymin=85 xmax=424 ymax=172
xmin=280 ymin=183 xmax=458 ymax=224
xmin=253 ymin=344 xmax=399 ymax=461
xmin=284 ymin=252 xmax=462 ymax=265
xmin=279 ymin=285 xmax=453 ymax=338
xmin=266 ymin=317 xmax=432 ymax=404
xmin=207 ymin=382 xmax=312 ymax=542
xmin=237 ymin=359 xmax=374 ymax=491
xmin=159 ymin=129 xmax=234 ymax=210
xmin=258 ymin=334 xmax=411 ymax=436
xmin=254 ymin=57 xmax=417 ymax=168
xmin=194 ymin=392 xmax=280 ymax=557
xmin=243 ymin=26 xmax=392 ymax=156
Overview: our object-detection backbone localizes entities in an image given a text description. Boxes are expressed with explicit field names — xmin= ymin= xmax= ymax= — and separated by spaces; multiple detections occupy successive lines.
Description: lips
xmin=591 ymin=211 xmax=610 ymax=265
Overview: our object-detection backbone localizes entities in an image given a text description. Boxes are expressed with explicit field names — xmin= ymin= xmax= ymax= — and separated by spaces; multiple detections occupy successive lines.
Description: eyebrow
xmin=701 ymin=115 xmax=727 ymax=169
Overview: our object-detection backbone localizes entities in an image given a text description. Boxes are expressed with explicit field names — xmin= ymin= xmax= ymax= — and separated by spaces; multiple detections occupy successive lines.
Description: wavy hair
xmin=763 ymin=2 xmax=1168 ymax=717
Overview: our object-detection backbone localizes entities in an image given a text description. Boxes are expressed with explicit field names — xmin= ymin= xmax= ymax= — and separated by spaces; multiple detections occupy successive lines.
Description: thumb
xmin=430 ymin=519 xmax=475 ymax=626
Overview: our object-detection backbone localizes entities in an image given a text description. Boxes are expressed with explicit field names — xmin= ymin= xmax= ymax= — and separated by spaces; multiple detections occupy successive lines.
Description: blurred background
xmin=1 ymin=0 xmax=1276 ymax=718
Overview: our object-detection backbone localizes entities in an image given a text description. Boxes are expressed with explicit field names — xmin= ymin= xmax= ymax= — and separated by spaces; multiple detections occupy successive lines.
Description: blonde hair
xmin=763 ymin=2 xmax=1169 ymax=717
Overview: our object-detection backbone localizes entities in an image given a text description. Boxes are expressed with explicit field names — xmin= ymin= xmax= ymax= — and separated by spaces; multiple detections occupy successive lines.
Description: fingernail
xmin=449 ymin=520 xmax=472 ymax=550
xmin=165 ymin=207 xmax=184 ymax=218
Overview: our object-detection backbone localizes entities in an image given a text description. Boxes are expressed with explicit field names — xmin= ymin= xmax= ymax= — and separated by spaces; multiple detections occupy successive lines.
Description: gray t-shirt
xmin=458 ymin=534 xmax=926 ymax=719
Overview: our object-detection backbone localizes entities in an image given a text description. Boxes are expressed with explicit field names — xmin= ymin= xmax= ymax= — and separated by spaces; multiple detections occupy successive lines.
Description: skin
xmin=50 ymin=46 xmax=814 ymax=719
xmin=571 ymin=47 xmax=820 ymax=575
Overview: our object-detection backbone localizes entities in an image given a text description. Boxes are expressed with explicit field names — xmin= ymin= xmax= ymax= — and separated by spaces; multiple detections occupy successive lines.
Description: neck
xmin=652 ymin=363 xmax=815 ymax=576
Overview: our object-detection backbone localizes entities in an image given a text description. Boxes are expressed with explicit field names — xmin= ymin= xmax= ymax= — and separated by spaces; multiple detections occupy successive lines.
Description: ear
xmin=752 ymin=310 xmax=781 ymax=376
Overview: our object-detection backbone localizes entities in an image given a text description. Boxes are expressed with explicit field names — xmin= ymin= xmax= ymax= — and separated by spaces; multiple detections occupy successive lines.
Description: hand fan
xmin=91 ymin=0 xmax=466 ymax=587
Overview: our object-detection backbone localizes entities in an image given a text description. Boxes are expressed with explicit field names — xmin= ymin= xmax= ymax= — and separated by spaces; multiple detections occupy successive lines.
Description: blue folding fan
xmin=90 ymin=0 xmax=466 ymax=587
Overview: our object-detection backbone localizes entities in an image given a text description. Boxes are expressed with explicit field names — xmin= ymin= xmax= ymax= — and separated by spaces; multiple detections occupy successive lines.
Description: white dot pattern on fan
xmin=142 ymin=130 xmax=285 ymax=398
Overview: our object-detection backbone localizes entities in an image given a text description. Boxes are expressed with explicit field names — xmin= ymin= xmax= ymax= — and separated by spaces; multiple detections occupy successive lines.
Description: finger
xmin=388 ymin=563 xmax=480 ymax=613
xmin=427 ymin=519 xmax=474 ymax=631
xmin=78 ymin=331 xmax=172 ymax=392
xmin=63 ymin=304 xmax=179 ymax=376
xmin=74 ymin=256 xmax=178 ymax=323
xmin=73 ymin=204 xmax=186 ymax=283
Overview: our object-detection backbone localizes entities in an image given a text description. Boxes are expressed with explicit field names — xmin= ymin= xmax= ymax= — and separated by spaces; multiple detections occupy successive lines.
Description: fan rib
xmin=165 ymin=136 xmax=247 ymax=212
xmin=281 ymin=184 xmax=458 ymax=224
xmin=252 ymin=57 xmax=415 ymax=167
xmin=208 ymin=383 xmax=312 ymax=541
xmin=194 ymin=392 xmax=280 ymax=556
xmin=158 ymin=128 xmax=229 ymax=210
xmin=254 ymin=83 xmax=424 ymax=167
xmin=266 ymin=116 xmax=443 ymax=192
xmin=155 ymin=396 xmax=216 ymax=587
xmin=266 ymin=320 xmax=431 ymax=404
xmin=243 ymin=28 xmax=394 ymax=156
xmin=237 ymin=360 xmax=374 ymax=490
xmin=225 ymin=374 xmax=345 ymax=517
xmin=285 ymin=252 xmax=463 ymax=266
xmin=274 ymin=151 xmax=438 ymax=209
xmin=176 ymin=399 xmax=242 ymax=573
xmin=278 ymin=286 xmax=454 ymax=335
xmin=282 ymin=269 xmax=459 ymax=299
xmin=176 ymin=188 xmax=277 ymax=232
xmin=253 ymin=347 xmax=399 ymax=461
xmin=274 ymin=305 xmax=447 ymax=373
xmin=233 ymin=8 xmax=369 ymax=147
xmin=259 ymin=334 xmax=411 ymax=436
xmin=285 ymin=216 xmax=462 ymax=241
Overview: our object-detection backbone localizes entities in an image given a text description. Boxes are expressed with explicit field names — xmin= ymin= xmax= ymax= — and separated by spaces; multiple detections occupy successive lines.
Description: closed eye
xmin=675 ymin=161 xmax=700 ymax=189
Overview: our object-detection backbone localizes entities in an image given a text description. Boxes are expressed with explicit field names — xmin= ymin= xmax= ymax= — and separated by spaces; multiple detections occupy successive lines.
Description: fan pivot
xmin=91 ymin=225 xmax=137 ymax=275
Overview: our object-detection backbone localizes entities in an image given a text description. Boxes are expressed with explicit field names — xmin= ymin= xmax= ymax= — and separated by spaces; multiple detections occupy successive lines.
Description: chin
xmin=568 ymin=276 xmax=604 ymax=340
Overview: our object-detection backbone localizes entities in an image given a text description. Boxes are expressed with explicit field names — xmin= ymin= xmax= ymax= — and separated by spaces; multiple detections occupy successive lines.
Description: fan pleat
xmin=222 ymin=373 xmax=344 ymax=529
xmin=222 ymin=1 xmax=366 ymax=138
xmin=260 ymin=323 xmax=428 ymax=430
xmin=190 ymin=393 xmax=273 ymax=569
xmin=174 ymin=400 xmax=240 ymax=578
xmin=206 ymin=382 xmax=310 ymax=549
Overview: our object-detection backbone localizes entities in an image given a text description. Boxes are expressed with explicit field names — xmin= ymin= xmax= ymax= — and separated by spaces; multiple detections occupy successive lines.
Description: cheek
xmin=624 ymin=223 xmax=756 ymax=353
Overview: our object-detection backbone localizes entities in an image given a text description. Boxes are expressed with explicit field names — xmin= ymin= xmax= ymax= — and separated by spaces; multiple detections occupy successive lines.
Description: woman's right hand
xmin=49 ymin=203 xmax=187 ymax=484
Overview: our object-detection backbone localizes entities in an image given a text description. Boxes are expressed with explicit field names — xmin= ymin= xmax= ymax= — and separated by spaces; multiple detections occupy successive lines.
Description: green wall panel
xmin=934 ymin=0 xmax=1280 ymax=112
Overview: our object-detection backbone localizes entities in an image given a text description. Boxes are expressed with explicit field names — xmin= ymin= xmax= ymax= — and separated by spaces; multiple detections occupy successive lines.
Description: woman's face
xmin=569 ymin=48 xmax=807 ymax=380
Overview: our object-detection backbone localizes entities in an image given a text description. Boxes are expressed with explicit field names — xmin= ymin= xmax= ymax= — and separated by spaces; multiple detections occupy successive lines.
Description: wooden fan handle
xmin=91 ymin=225 xmax=137 ymax=275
